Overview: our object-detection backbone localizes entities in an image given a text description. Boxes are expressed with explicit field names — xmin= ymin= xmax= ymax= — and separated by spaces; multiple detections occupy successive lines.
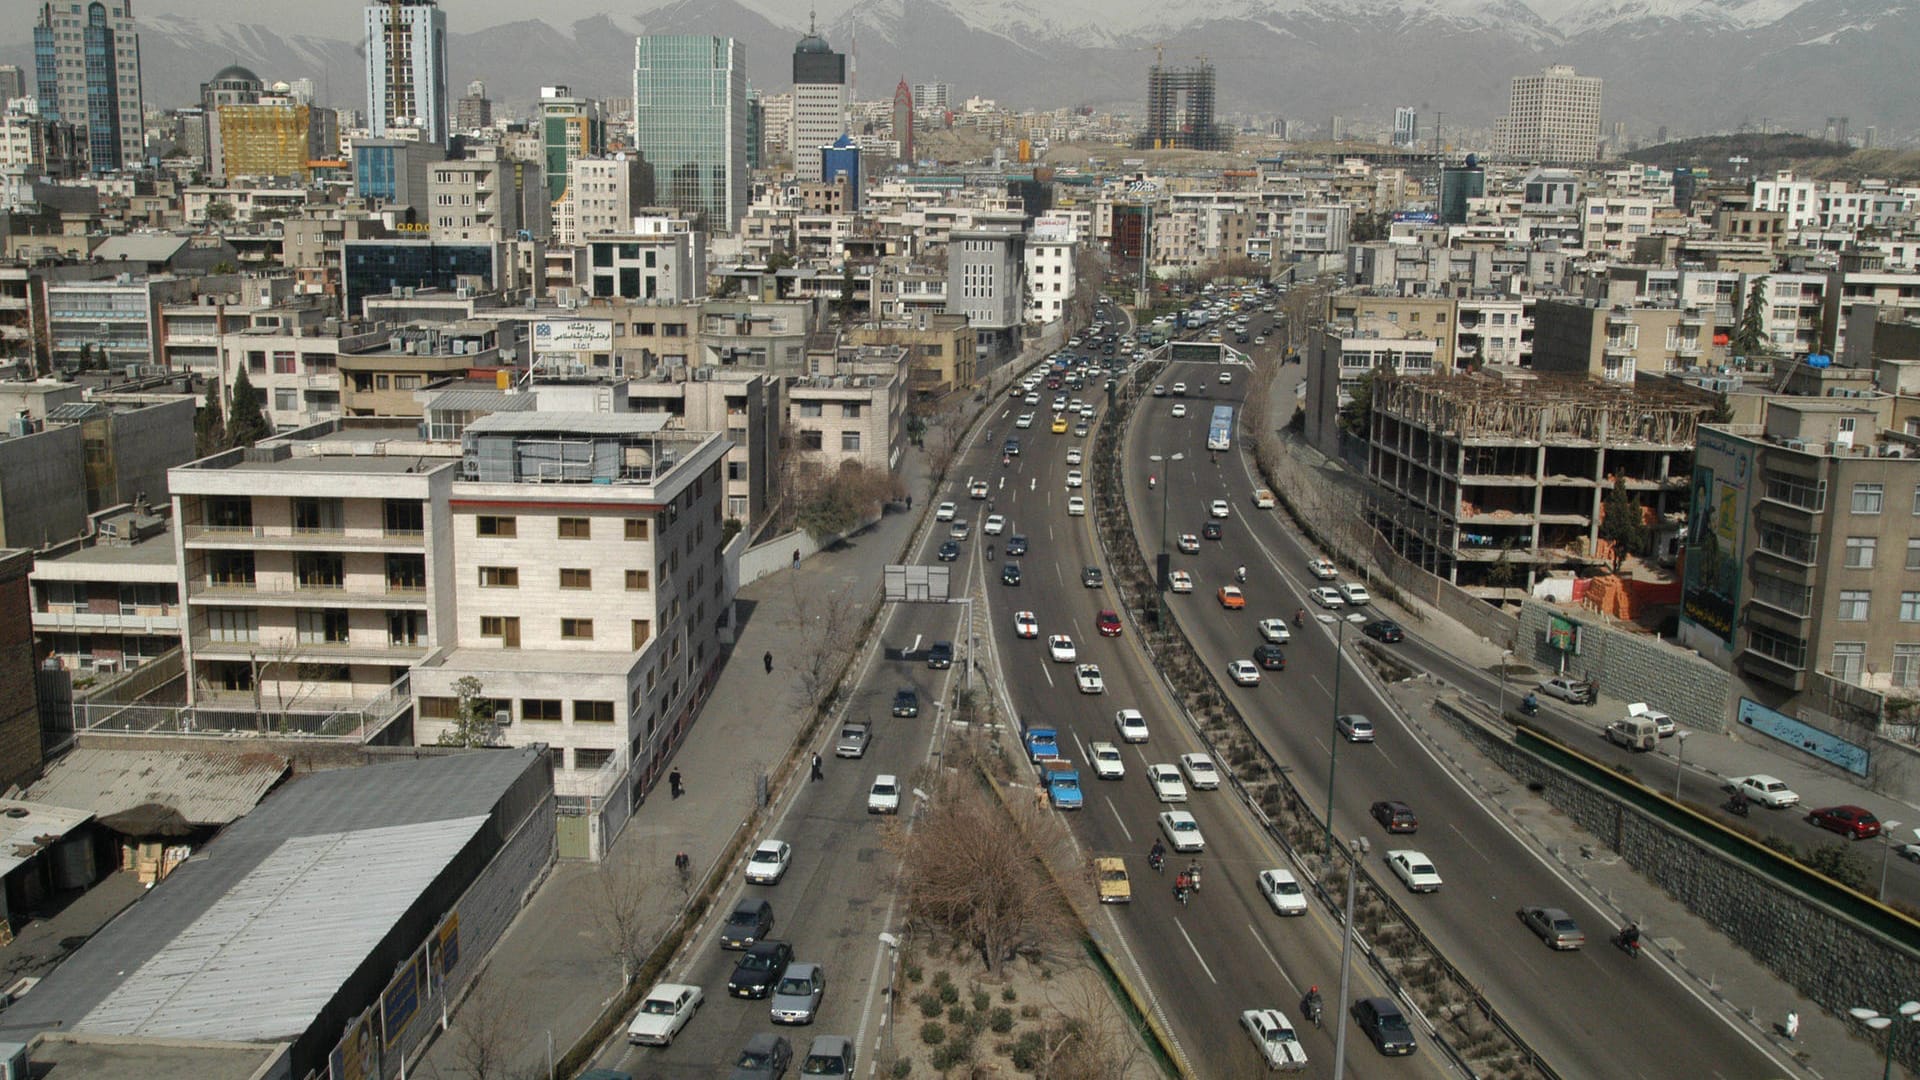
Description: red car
xmin=1096 ymin=610 xmax=1123 ymax=637
xmin=1807 ymin=805 xmax=1882 ymax=840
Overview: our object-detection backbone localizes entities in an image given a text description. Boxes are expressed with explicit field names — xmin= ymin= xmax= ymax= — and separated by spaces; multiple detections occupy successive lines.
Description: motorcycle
xmin=1612 ymin=928 xmax=1642 ymax=957
xmin=1148 ymin=850 xmax=1165 ymax=874
xmin=1293 ymin=609 xmax=1305 ymax=628
xmin=1520 ymin=697 xmax=1540 ymax=717
xmin=1186 ymin=864 xmax=1202 ymax=892
xmin=1301 ymin=995 xmax=1324 ymax=1029
xmin=1235 ymin=567 xmax=1247 ymax=584
xmin=1725 ymin=795 xmax=1750 ymax=818
xmin=1002 ymin=454 xmax=1011 ymax=467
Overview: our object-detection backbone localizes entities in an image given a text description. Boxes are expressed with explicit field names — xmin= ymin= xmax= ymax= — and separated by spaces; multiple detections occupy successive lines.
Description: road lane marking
xmin=1039 ymin=663 xmax=1054 ymax=688
xmin=1450 ymin=823 xmax=1494 ymax=864
xmin=1310 ymin=675 xmax=1329 ymax=697
xmin=1105 ymin=797 xmax=1133 ymax=841
xmin=1174 ymin=918 xmax=1218 ymax=983
xmin=1247 ymin=925 xmax=1297 ymax=990
xmin=908 ymin=634 xmax=922 ymax=655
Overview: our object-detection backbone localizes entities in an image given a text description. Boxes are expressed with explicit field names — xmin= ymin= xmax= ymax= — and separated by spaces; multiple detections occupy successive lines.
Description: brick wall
xmin=0 ymin=550 xmax=42 ymax=787
xmin=1518 ymin=599 xmax=1731 ymax=733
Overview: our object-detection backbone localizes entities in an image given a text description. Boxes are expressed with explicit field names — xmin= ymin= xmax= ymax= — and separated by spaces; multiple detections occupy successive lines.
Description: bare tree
xmin=923 ymin=392 xmax=968 ymax=481
xmin=588 ymin=856 xmax=654 ymax=987
xmin=1030 ymin=975 xmax=1150 ymax=1080
xmin=244 ymin=638 xmax=331 ymax=733
xmin=786 ymin=574 xmax=864 ymax=718
xmin=442 ymin=979 xmax=538 ymax=1080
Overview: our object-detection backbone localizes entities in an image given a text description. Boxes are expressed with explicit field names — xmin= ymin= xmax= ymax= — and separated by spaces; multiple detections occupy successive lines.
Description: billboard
xmin=1680 ymin=428 xmax=1753 ymax=646
xmin=1392 ymin=210 xmax=1439 ymax=225
xmin=533 ymin=319 xmax=614 ymax=354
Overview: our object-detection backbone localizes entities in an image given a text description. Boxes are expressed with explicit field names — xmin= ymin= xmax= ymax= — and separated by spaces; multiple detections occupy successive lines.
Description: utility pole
xmin=1432 ymin=111 xmax=1443 ymax=156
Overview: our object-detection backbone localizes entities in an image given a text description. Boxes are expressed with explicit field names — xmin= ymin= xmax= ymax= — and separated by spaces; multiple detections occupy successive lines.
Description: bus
xmin=1207 ymin=405 xmax=1234 ymax=452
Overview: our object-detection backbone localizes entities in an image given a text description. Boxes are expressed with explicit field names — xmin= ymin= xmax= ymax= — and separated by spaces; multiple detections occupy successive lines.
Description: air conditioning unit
xmin=1782 ymin=438 xmax=1808 ymax=452
xmin=1882 ymin=445 xmax=1906 ymax=459
xmin=494 ymin=708 xmax=511 ymax=727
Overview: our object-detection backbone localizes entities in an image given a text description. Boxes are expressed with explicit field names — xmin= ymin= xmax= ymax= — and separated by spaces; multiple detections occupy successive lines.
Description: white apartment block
xmin=0 ymin=103 xmax=45 ymax=169
xmin=1455 ymin=298 xmax=1530 ymax=367
xmin=1286 ymin=205 xmax=1352 ymax=256
xmin=1025 ymin=219 xmax=1077 ymax=325
xmin=220 ymin=325 xmax=360 ymax=429
xmin=787 ymin=348 xmax=907 ymax=473
xmin=1580 ymin=196 xmax=1656 ymax=256
xmin=429 ymin=147 xmax=521 ymax=243
xmin=1498 ymin=66 xmax=1601 ymax=163
xmin=947 ymin=228 xmax=1026 ymax=354
xmin=791 ymin=81 xmax=847 ymax=183
xmin=1751 ymin=173 xmax=1820 ymax=229
xmin=561 ymin=155 xmax=650 ymax=246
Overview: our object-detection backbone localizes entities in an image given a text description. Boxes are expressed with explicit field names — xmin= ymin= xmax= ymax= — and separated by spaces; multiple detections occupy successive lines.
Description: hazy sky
xmin=126 ymin=0 xmax=837 ymax=38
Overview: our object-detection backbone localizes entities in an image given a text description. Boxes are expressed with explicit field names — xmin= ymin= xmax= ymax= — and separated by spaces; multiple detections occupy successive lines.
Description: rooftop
xmin=0 ymin=799 xmax=94 ymax=877
xmin=21 ymin=748 xmax=290 ymax=829
xmin=28 ymin=1032 xmax=288 ymax=1080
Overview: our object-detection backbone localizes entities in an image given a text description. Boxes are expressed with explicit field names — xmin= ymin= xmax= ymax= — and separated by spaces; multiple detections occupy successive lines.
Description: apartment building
xmin=946 ymin=228 xmax=1026 ymax=361
xmin=1531 ymin=298 xmax=1717 ymax=382
xmin=338 ymin=323 xmax=507 ymax=417
xmin=1328 ymin=293 xmax=1458 ymax=372
xmin=45 ymin=274 xmax=199 ymax=372
xmin=627 ymin=368 xmax=781 ymax=531
xmin=787 ymin=346 xmax=909 ymax=473
xmin=1285 ymin=205 xmax=1352 ymax=257
xmin=1497 ymin=65 xmax=1602 ymax=163
xmin=158 ymin=275 xmax=307 ymax=377
xmin=221 ymin=318 xmax=354 ymax=429
xmin=1025 ymin=218 xmax=1077 ymax=325
xmin=577 ymin=227 xmax=706 ymax=304
xmin=846 ymin=313 xmax=977 ymax=398
xmin=1455 ymin=297 xmax=1531 ymax=367
xmin=1580 ymin=196 xmax=1657 ymax=256
xmin=695 ymin=299 xmax=812 ymax=376
xmin=29 ymin=504 xmax=179 ymax=675
xmin=1301 ymin=320 xmax=1439 ymax=456
xmin=428 ymin=146 xmax=523 ymax=243
xmin=557 ymin=155 xmax=654 ymax=246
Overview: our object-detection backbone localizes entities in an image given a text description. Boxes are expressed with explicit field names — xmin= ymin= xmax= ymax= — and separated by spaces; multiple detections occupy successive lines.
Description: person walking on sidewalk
xmin=764 ymin=650 xmax=774 ymax=674
xmin=669 ymin=768 xmax=683 ymax=799
xmin=811 ymin=753 xmax=823 ymax=781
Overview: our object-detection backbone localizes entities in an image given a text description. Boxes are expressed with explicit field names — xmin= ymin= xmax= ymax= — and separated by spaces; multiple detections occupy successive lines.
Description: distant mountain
xmin=1 ymin=0 xmax=1910 ymax=136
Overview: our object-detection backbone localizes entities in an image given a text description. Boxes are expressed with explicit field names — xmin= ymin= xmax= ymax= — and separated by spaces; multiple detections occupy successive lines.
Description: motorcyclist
xmin=985 ymin=543 xmax=995 ymax=561
xmin=1522 ymin=691 xmax=1539 ymax=714
xmin=1728 ymin=789 xmax=1749 ymax=815
xmin=1149 ymin=839 xmax=1166 ymax=870
xmin=1620 ymin=922 xmax=1641 ymax=949
xmin=1235 ymin=565 xmax=1247 ymax=584
xmin=1302 ymin=986 xmax=1323 ymax=1024
xmin=1186 ymin=861 xmax=1202 ymax=890
xmin=1294 ymin=607 xmax=1305 ymax=627
xmin=1002 ymin=453 xmax=1011 ymax=467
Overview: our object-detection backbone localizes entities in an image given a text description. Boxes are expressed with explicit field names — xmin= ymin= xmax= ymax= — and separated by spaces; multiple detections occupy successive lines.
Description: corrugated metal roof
xmin=45 ymin=401 xmax=109 ymax=422
xmin=21 ymin=749 xmax=290 ymax=827
xmin=0 ymin=799 xmax=94 ymax=876
xmin=90 ymin=235 xmax=190 ymax=263
xmin=426 ymin=388 xmax=537 ymax=414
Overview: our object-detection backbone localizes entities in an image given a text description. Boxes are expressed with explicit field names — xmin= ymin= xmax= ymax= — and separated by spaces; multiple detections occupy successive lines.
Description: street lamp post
xmin=1148 ymin=452 xmax=1184 ymax=630
xmin=1323 ymin=616 xmax=1350 ymax=861
xmin=1496 ymin=647 xmax=1513 ymax=719
xmin=1672 ymin=730 xmax=1692 ymax=800
xmin=1849 ymin=1000 xmax=1920 ymax=1080
xmin=1332 ymin=835 xmax=1369 ymax=1080
xmin=1879 ymin=820 xmax=1907 ymax=902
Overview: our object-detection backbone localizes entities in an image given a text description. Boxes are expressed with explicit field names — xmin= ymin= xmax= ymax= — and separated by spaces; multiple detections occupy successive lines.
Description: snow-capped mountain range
xmin=4 ymin=0 xmax=1911 ymax=136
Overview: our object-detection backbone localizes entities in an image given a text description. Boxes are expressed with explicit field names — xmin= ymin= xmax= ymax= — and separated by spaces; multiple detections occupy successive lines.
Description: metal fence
xmin=77 ymin=672 xmax=411 ymax=742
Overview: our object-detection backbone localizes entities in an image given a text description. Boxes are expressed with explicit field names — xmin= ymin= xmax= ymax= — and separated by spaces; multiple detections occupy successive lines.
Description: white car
xmin=1227 ymin=659 xmax=1262 ymax=686
xmin=1172 ymin=382 xmax=1188 ymax=395
xmin=868 ymin=774 xmax=901 ymax=814
xmin=1729 ymin=774 xmax=1800 ymax=808
xmin=1258 ymin=868 xmax=1309 ymax=916
xmin=1158 ymin=809 xmax=1205 ymax=852
xmin=1309 ymin=587 xmax=1344 ymax=609
xmin=1067 ymin=496 xmax=1086 ymax=516
xmin=1114 ymin=709 xmax=1150 ymax=743
xmin=1171 ymin=403 xmax=1188 ymax=418
xmin=1148 ymin=763 xmax=1188 ymax=803
xmin=744 ymin=840 xmax=792 ymax=884
xmin=1015 ymin=412 xmax=1035 ymax=429
xmin=968 ymin=480 xmax=988 ymax=500
xmin=1090 ymin=741 xmax=1126 ymax=780
xmin=1169 ymin=570 xmax=1194 ymax=593
xmin=627 ymin=982 xmax=704 ymax=1046
xmin=1307 ymin=558 xmax=1338 ymax=580
xmin=1338 ymin=581 xmax=1371 ymax=606
xmin=1014 ymin=610 xmax=1039 ymax=639
xmin=1066 ymin=448 xmax=1083 ymax=465
xmin=935 ymin=502 xmax=957 ymax=522
xmin=1241 ymin=1009 xmax=1309 ymax=1071
xmin=1387 ymin=850 xmax=1443 ymax=893
xmin=1179 ymin=753 xmax=1221 ymax=790
xmin=1258 ymin=618 xmax=1292 ymax=643
xmin=983 ymin=514 xmax=1006 ymax=535
xmin=1209 ymin=499 xmax=1231 ymax=519
xmin=1048 ymin=635 xmax=1077 ymax=663
xmin=1219 ymin=370 xmax=1234 ymax=385
xmin=1076 ymin=664 xmax=1105 ymax=694
xmin=1065 ymin=469 xmax=1083 ymax=488
xmin=1024 ymin=392 xmax=1041 ymax=406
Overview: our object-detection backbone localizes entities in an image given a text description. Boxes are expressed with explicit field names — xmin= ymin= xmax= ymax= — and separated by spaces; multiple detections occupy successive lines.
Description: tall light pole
xmin=1672 ymin=730 xmax=1692 ymax=800
xmin=1879 ymin=820 xmax=1907 ymax=902
xmin=1332 ymin=835 xmax=1369 ymax=1080
xmin=1148 ymin=452 xmax=1184 ymax=630
xmin=1849 ymin=1000 xmax=1920 ymax=1080
xmin=1323 ymin=615 xmax=1350 ymax=861
xmin=1496 ymin=647 xmax=1513 ymax=718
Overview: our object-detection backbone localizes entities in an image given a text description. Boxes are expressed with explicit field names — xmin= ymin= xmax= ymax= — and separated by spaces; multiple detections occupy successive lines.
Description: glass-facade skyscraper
xmin=34 ymin=1 xmax=145 ymax=173
xmin=633 ymin=35 xmax=748 ymax=234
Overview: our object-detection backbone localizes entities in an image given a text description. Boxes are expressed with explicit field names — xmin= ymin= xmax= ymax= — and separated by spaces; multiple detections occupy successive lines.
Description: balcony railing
xmin=1756 ymin=526 xmax=1818 ymax=564
xmin=1761 ymin=472 xmax=1825 ymax=513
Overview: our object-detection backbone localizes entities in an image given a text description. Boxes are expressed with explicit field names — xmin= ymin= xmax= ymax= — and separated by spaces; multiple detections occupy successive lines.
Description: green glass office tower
xmin=633 ymin=35 xmax=747 ymax=233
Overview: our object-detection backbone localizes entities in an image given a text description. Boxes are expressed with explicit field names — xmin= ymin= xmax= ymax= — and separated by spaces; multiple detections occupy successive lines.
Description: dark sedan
xmin=728 ymin=940 xmax=794 ymax=999
xmin=936 ymin=540 xmax=959 ymax=562
xmin=1202 ymin=521 xmax=1223 ymax=540
xmin=1362 ymin=619 xmax=1404 ymax=643
xmin=1005 ymin=534 xmax=1029 ymax=557
xmin=1253 ymin=643 xmax=1287 ymax=671
xmin=1370 ymin=800 xmax=1418 ymax=834
xmin=891 ymin=689 xmax=919 ymax=718
xmin=1351 ymin=997 xmax=1416 ymax=1056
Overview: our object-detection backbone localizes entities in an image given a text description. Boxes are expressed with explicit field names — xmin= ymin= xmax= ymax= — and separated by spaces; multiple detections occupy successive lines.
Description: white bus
xmin=1206 ymin=405 xmax=1233 ymax=452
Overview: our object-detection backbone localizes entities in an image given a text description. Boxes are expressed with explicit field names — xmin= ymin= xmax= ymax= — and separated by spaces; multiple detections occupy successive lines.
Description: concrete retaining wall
xmin=1517 ymin=600 xmax=1732 ymax=733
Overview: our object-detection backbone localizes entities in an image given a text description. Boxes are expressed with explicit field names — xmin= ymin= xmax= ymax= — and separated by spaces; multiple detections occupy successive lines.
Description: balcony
xmin=1737 ymin=640 xmax=1807 ymax=692
xmin=189 ymin=635 xmax=432 ymax=664
xmin=183 ymin=525 xmax=427 ymax=552
xmin=189 ymin=578 xmax=430 ymax=608
xmin=33 ymin=609 xmax=180 ymax=633
xmin=1759 ymin=473 xmax=1824 ymax=514
xmin=1755 ymin=525 xmax=1818 ymax=565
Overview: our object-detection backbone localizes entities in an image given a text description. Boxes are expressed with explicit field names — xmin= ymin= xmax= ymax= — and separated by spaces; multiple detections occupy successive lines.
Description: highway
xmin=1128 ymin=332 xmax=1795 ymax=1078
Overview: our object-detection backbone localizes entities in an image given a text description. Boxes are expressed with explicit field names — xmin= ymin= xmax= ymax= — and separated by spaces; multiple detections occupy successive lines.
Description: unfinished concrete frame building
xmin=1367 ymin=371 xmax=1711 ymax=597
xmin=1137 ymin=62 xmax=1229 ymax=152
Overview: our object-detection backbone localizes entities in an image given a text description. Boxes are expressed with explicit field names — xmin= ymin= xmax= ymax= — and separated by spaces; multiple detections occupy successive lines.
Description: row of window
xmin=1847 ymin=483 xmax=1920 ymax=516
xmin=1838 ymin=536 xmax=1920 ymax=569
xmin=476 ymin=515 xmax=650 ymax=541
xmin=1832 ymin=643 xmax=1920 ymax=688
xmin=794 ymin=401 xmax=862 ymax=418
xmin=422 ymin=695 xmax=615 ymax=725
xmin=478 ymin=614 xmax=653 ymax=649
xmin=478 ymin=566 xmax=650 ymax=591
xmin=1837 ymin=591 xmax=1920 ymax=621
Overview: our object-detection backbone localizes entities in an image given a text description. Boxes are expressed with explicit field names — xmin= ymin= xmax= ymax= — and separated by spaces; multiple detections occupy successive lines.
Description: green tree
xmin=1598 ymin=475 xmax=1649 ymax=573
xmin=1705 ymin=393 xmax=1734 ymax=426
xmin=1804 ymin=841 xmax=1870 ymax=892
xmin=836 ymin=261 xmax=858 ymax=316
xmin=205 ymin=200 xmax=235 ymax=224
xmin=224 ymin=368 xmax=271 ymax=448
xmin=1337 ymin=370 xmax=1375 ymax=439
xmin=194 ymin=377 xmax=226 ymax=457
xmin=434 ymin=676 xmax=502 ymax=748
xmin=1731 ymin=275 xmax=1769 ymax=361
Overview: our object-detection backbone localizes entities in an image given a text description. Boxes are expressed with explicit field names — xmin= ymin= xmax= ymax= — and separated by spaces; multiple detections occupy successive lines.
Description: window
xmin=843 ymin=402 xmax=863 ymax=418
xmin=1831 ymin=642 xmax=1866 ymax=683
xmin=801 ymin=430 xmax=823 ymax=451
xmin=626 ymin=569 xmax=650 ymax=591
xmin=575 ymin=700 xmax=614 ymax=723
xmin=479 ymin=566 xmax=518 ymax=588
xmin=1902 ymin=592 xmax=1920 ymax=622
xmin=419 ymin=697 xmax=459 ymax=720
xmin=1914 ymin=484 xmax=1920 ymax=515
xmin=1910 ymin=538 xmax=1920 ymax=570
xmin=560 ymin=568 xmax=592 ymax=589
xmin=274 ymin=388 xmax=297 ymax=412
xmin=842 ymin=431 xmax=862 ymax=452
xmin=1852 ymin=483 xmax=1884 ymax=514
xmin=1846 ymin=537 xmax=1877 ymax=569
xmin=291 ymin=497 xmax=343 ymax=534
xmin=576 ymin=748 xmax=615 ymax=770
xmin=631 ymin=619 xmax=651 ymax=649
xmin=797 ymin=401 xmax=823 ymax=418
xmin=477 ymin=515 xmax=516 ymax=538
xmin=558 ymin=517 xmax=591 ymax=539
xmin=1839 ymin=590 xmax=1871 ymax=621
xmin=1895 ymin=645 xmax=1920 ymax=689
xmin=521 ymin=698 xmax=562 ymax=722
xmin=625 ymin=518 xmax=649 ymax=541
xmin=479 ymin=615 xmax=520 ymax=647
xmin=295 ymin=553 xmax=344 ymax=589
xmin=207 ymin=608 xmax=258 ymax=643
xmin=562 ymin=617 xmax=594 ymax=640
xmin=296 ymin=608 xmax=351 ymax=644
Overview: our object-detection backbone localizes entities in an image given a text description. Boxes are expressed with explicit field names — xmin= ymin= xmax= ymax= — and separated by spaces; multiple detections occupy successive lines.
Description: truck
xmin=1023 ymin=727 xmax=1059 ymax=763
xmin=1605 ymin=715 xmax=1658 ymax=751
xmin=1040 ymin=758 xmax=1083 ymax=810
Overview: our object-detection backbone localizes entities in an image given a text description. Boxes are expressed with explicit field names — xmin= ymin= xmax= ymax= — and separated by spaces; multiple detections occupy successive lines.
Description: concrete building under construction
xmin=1137 ymin=61 xmax=1230 ymax=152
xmin=1366 ymin=370 xmax=1713 ymax=597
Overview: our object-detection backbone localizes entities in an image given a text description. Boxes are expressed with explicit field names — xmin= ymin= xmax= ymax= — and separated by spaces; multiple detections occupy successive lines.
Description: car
xmin=1065 ymin=469 xmax=1083 ymax=488
xmin=1517 ymin=905 xmax=1586 ymax=950
xmin=936 ymin=540 xmax=959 ymax=562
xmin=1076 ymin=664 xmax=1105 ymax=694
xmin=1178 ymin=753 xmax=1220 ymax=790
xmin=1210 ymin=499 xmax=1231 ymax=519
xmin=927 ymin=640 xmax=953 ymax=669
xmin=983 ymin=514 xmax=1006 ymax=535
xmin=1052 ymin=394 xmax=1068 ymax=412
xmin=1257 ymin=618 xmax=1291 ymax=643
xmin=729 ymin=1032 xmax=794 ymax=1079
xmin=1013 ymin=611 xmax=1039 ymax=639
xmin=767 ymin=962 xmax=827 ymax=1025
xmin=1090 ymin=741 xmax=1126 ymax=780
xmin=799 ymin=1034 xmax=855 ymax=1076
xmin=968 ymin=479 xmax=988 ymax=500
xmin=1370 ymin=800 xmax=1418 ymax=833
xmin=1003 ymin=438 xmax=1021 ymax=457
xmin=867 ymin=774 xmax=901 ymax=815
xmin=1240 ymin=1009 xmax=1309 ymax=1070
xmin=891 ymin=688 xmax=919 ymax=717
xmin=1728 ymin=774 xmax=1800 ymax=808
xmin=1227 ymin=659 xmax=1262 ymax=686
xmin=1219 ymin=370 xmax=1234 ymax=384
xmin=1082 ymin=565 xmax=1104 ymax=588
xmin=1097 ymin=609 xmax=1123 ymax=637
xmin=1152 ymin=383 xmax=1167 ymax=396
xmin=1307 ymin=557 xmax=1338 ymax=580
xmin=834 ymin=722 xmax=870 ymax=758
xmin=935 ymin=502 xmax=956 ymax=522
xmin=1050 ymin=416 xmax=1069 ymax=433
xmin=627 ymin=982 xmax=703 ymax=1046
xmin=720 ymin=898 xmax=775 ymax=950
xmin=1048 ymin=635 xmax=1077 ymax=663
xmin=746 ymin=840 xmax=793 ymax=885
xmin=1338 ymin=581 xmax=1371 ymax=605
xmin=1015 ymin=412 xmax=1034 ymax=429
xmin=1005 ymin=534 xmax=1028 ymax=556
xmin=1066 ymin=447 xmax=1084 ymax=465
xmin=1114 ymin=708 xmax=1150 ymax=743
xmin=1148 ymin=763 xmax=1188 ymax=803
xmin=1172 ymin=382 xmax=1189 ymax=395
xmin=1095 ymin=856 xmax=1132 ymax=903
xmin=1217 ymin=585 xmax=1246 ymax=609
xmin=1536 ymin=676 xmax=1593 ymax=704
xmin=1169 ymin=570 xmax=1194 ymax=593
xmin=1628 ymin=701 xmax=1677 ymax=737
xmin=1177 ymin=533 xmax=1201 ymax=554
xmin=1351 ymin=997 xmax=1417 ymax=1056
xmin=1336 ymin=714 xmax=1375 ymax=742
xmin=1023 ymin=392 xmax=1041 ymax=407
xmin=1387 ymin=850 xmax=1443 ymax=893
xmin=949 ymin=520 xmax=971 ymax=541
xmin=1258 ymin=868 xmax=1308 ymax=916
xmin=1254 ymin=643 xmax=1287 ymax=670
xmin=1001 ymin=562 xmax=1022 ymax=586
xmin=1807 ymin=804 xmax=1882 ymax=839
xmin=1067 ymin=496 xmax=1086 ymax=515
xmin=1171 ymin=403 xmax=1188 ymax=418
xmin=729 ymin=939 xmax=794 ymax=998
xmin=1309 ymin=587 xmax=1344 ymax=608
xmin=1159 ymin=809 xmax=1205 ymax=852
xmin=1361 ymin=619 xmax=1404 ymax=643
xmin=1202 ymin=521 xmax=1223 ymax=540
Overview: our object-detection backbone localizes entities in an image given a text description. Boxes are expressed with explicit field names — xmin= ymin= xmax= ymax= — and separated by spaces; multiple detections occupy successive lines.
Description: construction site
xmin=1136 ymin=58 xmax=1231 ymax=153
xmin=1365 ymin=370 xmax=1714 ymax=602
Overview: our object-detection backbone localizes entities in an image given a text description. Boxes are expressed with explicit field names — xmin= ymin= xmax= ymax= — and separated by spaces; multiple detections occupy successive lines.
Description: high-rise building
xmin=1393 ymin=106 xmax=1418 ymax=148
xmin=540 ymin=85 xmax=604 ymax=204
xmin=0 ymin=66 xmax=25 ymax=105
xmin=892 ymin=79 xmax=914 ymax=164
xmin=455 ymin=79 xmax=491 ymax=132
xmin=1497 ymin=64 xmax=1602 ymax=163
xmin=632 ymin=35 xmax=748 ymax=232
xmin=1438 ymin=157 xmax=1485 ymax=225
xmin=219 ymin=103 xmax=315 ymax=181
xmin=33 ymin=0 xmax=145 ymax=173
xmin=364 ymin=0 xmax=448 ymax=145
xmin=744 ymin=86 xmax=763 ymax=171
xmin=1137 ymin=61 xmax=1227 ymax=152
xmin=911 ymin=82 xmax=951 ymax=114
xmin=790 ymin=18 xmax=847 ymax=183
xmin=200 ymin=65 xmax=262 ymax=181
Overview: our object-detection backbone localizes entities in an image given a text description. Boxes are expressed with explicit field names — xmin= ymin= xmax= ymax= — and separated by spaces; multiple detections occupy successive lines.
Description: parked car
xmin=1178 ymin=753 xmax=1220 ymax=790
xmin=1258 ymin=868 xmax=1309 ymax=916
xmin=1516 ymin=905 xmax=1586 ymax=950
xmin=1536 ymin=676 xmax=1594 ymax=704
xmin=1337 ymin=581 xmax=1371 ymax=605
xmin=1351 ymin=997 xmax=1417 ymax=1056
xmin=1727 ymin=774 xmax=1799 ymax=808
xmin=770 ymin=962 xmax=827 ymax=1024
xmin=1309 ymin=587 xmax=1344 ymax=609
xmin=1807 ymin=804 xmax=1882 ymax=839
xmin=745 ymin=840 xmax=792 ymax=885
xmin=1370 ymin=800 xmax=1418 ymax=833
xmin=627 ymin=983 xmax=703 ymax=1046
xmin=728 ymin=939 xmax=794 ymax=999
xmin=719 ymin=898 xmax=774 ymax=949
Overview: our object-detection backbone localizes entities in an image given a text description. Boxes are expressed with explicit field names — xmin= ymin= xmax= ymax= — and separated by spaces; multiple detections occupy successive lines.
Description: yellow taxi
xmin=1095 ymin=856 xmax=1132 ymax=903
xmin=1050 ymin=415 xmax=1070 ymax=434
